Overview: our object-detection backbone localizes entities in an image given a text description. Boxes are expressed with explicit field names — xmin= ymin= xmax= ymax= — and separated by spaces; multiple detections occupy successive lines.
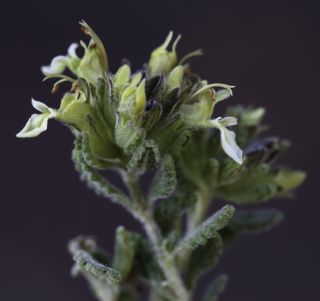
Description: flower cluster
xmin=17 ymin=21 xmax=243 ymax=165
xmin=17 ymin=22 xmax=305 ymax=301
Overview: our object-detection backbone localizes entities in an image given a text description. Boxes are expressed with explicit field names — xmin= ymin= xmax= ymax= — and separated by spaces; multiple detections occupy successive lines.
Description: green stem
xmin=122 ymin=171 xmax=189 ymax=301
xmin=177 ymin=190 xmax=210 ymax=271
xmin=188 ymin=190 xmax=210 ymax=232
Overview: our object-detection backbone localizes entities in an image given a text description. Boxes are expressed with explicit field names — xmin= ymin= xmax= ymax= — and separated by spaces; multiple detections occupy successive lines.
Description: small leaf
xmin=148 ymin=154 xmax=177 ymax=202
xmin=186 ymin=234 xmax=223 ymax=288
xmin=177 ymin=205 xmax=234 ymax=251
xmin=127 ymin=139 xmax=161 ymax=171
xmin=274 ymin=170 xmax=306 ymax=192
xmin=72 ymin=136 xmax=131 ymax=209
xmin=228 ymin=209 xmax=284 ymax=234
xmin=113 ymin=226 xmax=138 ymax=280
xmin=218 ymin=182 xmax=278 ymax=204
xmin=202 ymin=274 xmax=229 ymax=301
xmin=218 ymin=157 xmax=246 ymax=185
xmin=73 ymin=250 xmax=121 ymax=283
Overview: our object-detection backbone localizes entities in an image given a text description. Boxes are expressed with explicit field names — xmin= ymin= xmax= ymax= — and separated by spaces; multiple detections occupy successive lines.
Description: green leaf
xmin=148 ymin=155 xmax=177 ymax=202
xmin=185 ymin=234 xmax=223 ymax=288
xmin=202 ymin=274 xmax=229 ymax=301
xmin=132 ymin=234 xmax=176 ymax=300
xmin=274 ymin=170 xmax=306 ymax=192
xmin=127 ymin=139 xmax=161 ymax=171
xmin=218 ymin=182 xmax=278 ymax=204
xmin=218 ymin=157 xmax=246 ymax=185
xmin=73 ymin=250 xmax=121 ymax=283
xmin=133 ymin=235 xmax=164 ymax=282
xmin=96 ymin=78 xmax=117 ymax=127
xmin=72 ymin=136 xmax=131 ymax=209
xmin=114 ymin=119 xmax=145 ymax=154
xmin=155 ymin=187 xmax=197 ymax=234
xmin=113 ymin=226 xmax=138 ymax=280
xmin=228 ymin=209 xmax=284 ymax=234
xmin=177 ymin=205 xmax=234 ymax=251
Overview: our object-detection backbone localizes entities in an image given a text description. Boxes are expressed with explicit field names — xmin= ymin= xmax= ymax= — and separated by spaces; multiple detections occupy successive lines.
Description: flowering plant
xmin=17 ymin=21 xmax=305 ymax=301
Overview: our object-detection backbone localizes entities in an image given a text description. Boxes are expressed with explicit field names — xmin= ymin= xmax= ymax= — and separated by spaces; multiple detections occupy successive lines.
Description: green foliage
xmin=148 ymin=154 xmax=177 ymax=202
xmin=186 ymin=234 xmax=223 ymax=288
xmin=73 ymin=250 xmax=121 ymax=283
xmin=177 ymin=205 xmax=234 ymax=251
xmin=202 ymin=275 xmax=229 ymax=301
xmin=228 ymin=209 xmax=284 ymax=234
xmin=17 ymin=22 xmax=306 ymax=301
xmin=113 ymin=226 xmax=138 ymax=280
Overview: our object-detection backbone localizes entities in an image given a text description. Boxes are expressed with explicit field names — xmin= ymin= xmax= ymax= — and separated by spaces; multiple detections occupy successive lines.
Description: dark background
xmin=1 ymin=0 xmax=319 ymax=300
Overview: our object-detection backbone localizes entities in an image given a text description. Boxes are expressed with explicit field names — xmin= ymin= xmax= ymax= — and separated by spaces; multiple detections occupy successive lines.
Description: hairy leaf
xmin=228 ymin=209 xmax=284 ymax=234
xmin=186 ymin=234 xmax=223 ymax=288
xmin=148 ymin=155 xmax=177 ymax=202
xmin=73 ymin=250 xmax=121 ymax=283
xmin=177 ymin=205 xmax=234 ymax=251
xmin=113 ymin=226 xmax=138 ymax=280
xmin=202 ymin=274 xmax=229 ymax=301
xmin=72 ymin=136 xmax=131 ymax=208
xmin=127 ymin=139 xmax=161 ymax=171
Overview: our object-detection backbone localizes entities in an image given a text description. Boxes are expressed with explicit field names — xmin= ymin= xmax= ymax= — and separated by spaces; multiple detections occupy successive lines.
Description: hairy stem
xmin=178 ymin=190 xmax=210 ymax=271
xmin=122 ymin=171 xmax=189 ymax=301
xmin=188 ymin=190 xmax=210 ymax=232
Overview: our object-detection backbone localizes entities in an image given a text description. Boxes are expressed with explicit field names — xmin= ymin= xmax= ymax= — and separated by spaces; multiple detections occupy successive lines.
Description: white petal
xmin=219 ymin=116 xmax=238 ymax=127
xmin=31 ymin=98 xmax=57 ymax=115
xmin=41 ymin=55 xmax=68 ymax=75
xmin=31 ymin=98 xmax=49 ymax=113
xmin=220 ymin=127 xmax=243 ymax=164
xmin=16 ymin=113 xmax=52 ymax=138
xmin=67 ymin=43 xmax=79 ymax=59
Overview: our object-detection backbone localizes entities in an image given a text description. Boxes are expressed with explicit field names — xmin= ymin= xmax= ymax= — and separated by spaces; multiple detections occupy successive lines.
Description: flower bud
xmin=180 ymin=91 xmax=214 ymax=125
xmin=42 ymin=22 xmax=108 ymax=85
xmin=113 ymin=64 xmax=131 ymax=94
xmin=241 ymin=107 xmax=265 ymax=126
xmin=119 ymin=75 xmax=146 ymax=121
xmin=165 ymin=65 xmax=184 ymax=93
xmin=148 ymin=31 xmax=181 ymax=77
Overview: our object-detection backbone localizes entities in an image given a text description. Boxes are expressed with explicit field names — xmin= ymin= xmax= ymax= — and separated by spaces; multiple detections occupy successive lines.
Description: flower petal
xmin=41 ymin=55 xmax=68 ymax=75
xmin=16 ymin=113 xmax=52 ymax=138
xmin=220 ymin=126 xmax=243 ymax=164
xmin=67 ymin=43 xmax=79 ymax=59
xmin=31 ymin=98 xmax=51 ymax=113
xmin=219 ymin=116 xmax=238 ymax=127
xmin=209 ymin=117 xmax=243 ymax=164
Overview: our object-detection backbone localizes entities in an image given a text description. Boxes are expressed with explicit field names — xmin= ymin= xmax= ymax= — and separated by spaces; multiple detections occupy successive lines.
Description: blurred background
xmin=1 ymin=0 xmax=319 ymax=300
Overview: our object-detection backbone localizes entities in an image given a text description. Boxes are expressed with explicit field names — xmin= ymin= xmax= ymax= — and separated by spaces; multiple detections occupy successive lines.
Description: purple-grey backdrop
xmin=1 ymin=0 xmax=319 ymax=300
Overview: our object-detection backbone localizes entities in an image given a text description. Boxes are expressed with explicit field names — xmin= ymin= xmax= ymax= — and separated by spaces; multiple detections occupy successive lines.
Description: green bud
xmin=135 ymin=79 xmax=147 ymax=116
xmin=148 ymin=31 xmax=181 ymax=77
xmin=57 ymin=92 xmax=119 ymax=160
xmin=166 ymin=65 xmax=184 ymax=93
xmin=180 ymin=91 xmax=214 ymax=126
xmin=274 ymin=170 xmax=306 ymax=192
xmin=76 ymin=41 xmax=105 ymax=84
xmin=241 ymin=107 xmax=266 ymax=126
xmin=119 ymin=75 xmax=146 ymax=120
xmin=42 ymin=21 xmax=108 ymax=85
xmin=113 ymin=64 xmax=131 ymax=94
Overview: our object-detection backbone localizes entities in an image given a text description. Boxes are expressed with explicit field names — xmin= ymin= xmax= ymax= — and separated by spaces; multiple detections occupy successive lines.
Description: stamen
xmin=172 ymin=34 xmax=182 ymax=53
xmin=178 ymin=49 xmax=203 ymax=65
xmin=190 ymin=83 xmax=235 ymax=100
xmin=79 ymin=20 xmax=109 ymax=71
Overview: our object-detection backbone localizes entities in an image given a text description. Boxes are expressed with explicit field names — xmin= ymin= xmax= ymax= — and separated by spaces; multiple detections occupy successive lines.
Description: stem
xmin=122 ymin=171 xmax=189 ymax=301
xmin=187 ymin=190 xmax=210 ymax=233
xmin=178 ymin=190 xmax=210 ymax=270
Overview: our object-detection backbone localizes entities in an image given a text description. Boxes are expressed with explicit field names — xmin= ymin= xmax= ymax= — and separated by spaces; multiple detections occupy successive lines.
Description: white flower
xmin=41 ymin=43 xmax=79 ymax=75
xmin=16 ymin=99 xmax=57 ymax=138
xmin=209 ymin=117 xmax=243 ymax=164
